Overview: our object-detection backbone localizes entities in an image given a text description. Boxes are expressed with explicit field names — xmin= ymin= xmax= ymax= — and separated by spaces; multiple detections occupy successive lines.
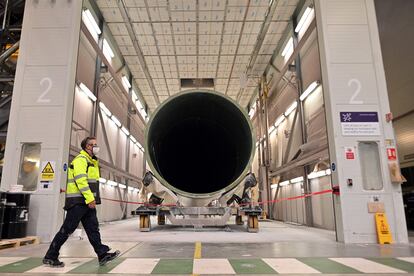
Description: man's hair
xmin=81 ymin=136 xmax=97 ymax=150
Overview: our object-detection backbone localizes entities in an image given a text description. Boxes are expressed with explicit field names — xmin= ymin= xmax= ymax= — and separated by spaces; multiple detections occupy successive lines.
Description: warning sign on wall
xmin=41 ymin=161 xmax=55 ymax=181
xmin=344 ymin=147 xmax=355 ymax=160
xmin=387 ymin=148 xmax=397 ymax=161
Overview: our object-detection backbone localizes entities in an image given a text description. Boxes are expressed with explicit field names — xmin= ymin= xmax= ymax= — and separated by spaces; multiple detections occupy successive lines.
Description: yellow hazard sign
xmin=375 ymin=212 xmax=393 ymax=244
xmin=41 ymin=161 xmax=55 ymax=181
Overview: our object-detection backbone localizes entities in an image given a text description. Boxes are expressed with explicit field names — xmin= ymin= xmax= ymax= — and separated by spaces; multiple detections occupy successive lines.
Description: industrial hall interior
xmin=0 ymin=0 xmax=413 ymax=275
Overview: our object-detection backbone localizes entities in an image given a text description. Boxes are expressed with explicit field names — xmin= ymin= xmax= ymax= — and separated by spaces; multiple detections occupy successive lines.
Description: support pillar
xmin=315 ymin=0 xmax=408 ymax=243
xmin=0 ymin=1 xmax=83 ymax=242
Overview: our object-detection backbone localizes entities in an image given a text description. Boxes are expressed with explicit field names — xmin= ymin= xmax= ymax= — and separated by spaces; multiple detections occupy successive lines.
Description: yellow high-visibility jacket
xmin=65 ymin=150 xmax=101 ymax=209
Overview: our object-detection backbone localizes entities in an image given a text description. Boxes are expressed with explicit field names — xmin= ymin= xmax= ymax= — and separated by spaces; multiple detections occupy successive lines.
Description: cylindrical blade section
xmin=145 ymin=90 xmax=254 ymax=199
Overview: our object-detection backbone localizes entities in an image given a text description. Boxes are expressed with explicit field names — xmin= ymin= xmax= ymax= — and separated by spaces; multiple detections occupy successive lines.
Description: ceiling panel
xmin=98 ymin=0 xmax=298 ymax=110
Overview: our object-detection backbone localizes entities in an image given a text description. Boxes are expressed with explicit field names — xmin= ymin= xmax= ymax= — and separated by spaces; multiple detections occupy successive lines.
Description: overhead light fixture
xmin=279 ymin=180 xmax=290 ymax=186
xmin=300 ymin=81 xmax=320 ymax=101
xmin=136 ymin=99 xmax=144 ymax=110
xmin=290 ymin=176 xmax=304 ymax=183
xmin=118 ymin=183 xmax=127 ymax=189
xmin=268 ymin=125 xmax=276 ymax=134
xmin=274 ymin=115 xmax=285 ymax=127
xmin=122 ymin=75 xmax=131 ymax=90
xmin=130 ymin=135 xmax=137 ymax=143
xmin=308 ymin=170 xmax=327 ymax=179
xmin=79 ymin=83 xmax=97 ymax=102
xmin=111 ymin=115 xmax=122 ymax=127
xmin=99 ymin=178 xmax=107 ymax=184
xmin=131 ymin=90 xmax=138 ymax=103
xmin=99 ymin=102 xmax=112 ymax=117
xmin=134 ymin=188 xmax=140 ymax=192
xmin=128 ymin=186 xmax=134 ymax=192
xmin=271 ymin=183 xmax=278 ymax=189
xmin=82 ymin=9 xmax=101 ymax=37
xmin=295 ymin=6 xmax=314 ymax=33
xmin=281 ymin=37 xmax=293 ymax=57
xmin=326 ymin=169 xmax=332 ymax=175
xmin=103 ymin=38 xmax=115 ymax=60
xmin=121 ymin=126 xmax=130 ymax=136
xmin=284 ymin=101 xmax=298 ymax=116
xmin=107 ymin=180 xmax=117 ymax=187
xmin=141 ymin=109 xmax=147 ymax=118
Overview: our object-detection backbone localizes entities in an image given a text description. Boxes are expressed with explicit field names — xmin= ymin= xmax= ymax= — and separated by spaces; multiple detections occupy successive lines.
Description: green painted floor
xmin=0 ymin=256 xmax=413 ymax=274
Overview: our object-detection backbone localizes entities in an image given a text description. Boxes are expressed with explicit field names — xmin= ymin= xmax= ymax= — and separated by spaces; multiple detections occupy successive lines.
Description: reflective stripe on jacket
xmin=64 ymin=150 xmax=101 ymax=209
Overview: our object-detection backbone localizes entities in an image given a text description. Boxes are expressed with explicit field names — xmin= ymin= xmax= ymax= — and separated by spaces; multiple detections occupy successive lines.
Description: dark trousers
xmin=45 ymin=204 xmax=109 ymax=259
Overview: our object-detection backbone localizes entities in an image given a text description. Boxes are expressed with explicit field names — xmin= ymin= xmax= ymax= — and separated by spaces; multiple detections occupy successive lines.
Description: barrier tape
xmin=98 ymin=188 xmax=334 ymax=207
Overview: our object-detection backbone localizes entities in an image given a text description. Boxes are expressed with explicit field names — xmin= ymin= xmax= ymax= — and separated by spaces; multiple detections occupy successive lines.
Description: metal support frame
xmin=80 ymin=21 xmax=146 ymax=125
xmin=236 ymin=0 xmax=281 ymax=101
xmin=117 ymin=0 xmax=160 ymax=105
xmin=0 ymin=41 xmax=19 ymax=64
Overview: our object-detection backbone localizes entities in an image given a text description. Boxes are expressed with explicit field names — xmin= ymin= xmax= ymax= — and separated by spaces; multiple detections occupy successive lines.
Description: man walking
xmin=43 ymin=136 xmax=120 ymax=267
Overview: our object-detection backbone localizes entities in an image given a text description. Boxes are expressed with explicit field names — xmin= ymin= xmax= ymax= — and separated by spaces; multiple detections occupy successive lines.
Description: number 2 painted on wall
xmin=348 ymin=78 xmax=363 ymax=104
xmin=37 ymin=77 xmax=52 ymax=103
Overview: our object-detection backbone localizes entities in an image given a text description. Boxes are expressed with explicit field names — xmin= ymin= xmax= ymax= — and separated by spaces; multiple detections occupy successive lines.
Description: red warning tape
xmin=239 ymin=188 xmax=334 ymax=207
xmin=99 ymin=188 xmax=335 ymax=207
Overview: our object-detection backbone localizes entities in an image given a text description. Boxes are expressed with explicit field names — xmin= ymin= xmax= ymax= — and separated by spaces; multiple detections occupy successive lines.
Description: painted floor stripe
xmin=151 ymin=259 xmax=193 ymax=274
xmin=68 ymin=257 xmax=125 ymax=274
xmin=298 ymin=258 xmax=360 ymax=274
xmin=399 ymin=257 xmax=414 ymax=264
xmin=193 ymin=259 xmax=235 ymax=275
xmin=368 ymin=258 xmax=414 ymax=273
xmin=26 ymin=258 xmax=92 ymax=274
xmin=263 ymin=258 xmax=321 ymax=274
xmin=229 ymin=259 xmax=276 ymax=274
xmin=109 ymin=258 xmax=159 ymax=274
xmin=330 ymin=258 xmax=406 ymax=274
xmin=194 ymin=242 xmax=202 ymax=259
xmin=0 ymin=257 xmax=42 ymax=273
xmin=0 ymin=257 xmax=28 ymax=267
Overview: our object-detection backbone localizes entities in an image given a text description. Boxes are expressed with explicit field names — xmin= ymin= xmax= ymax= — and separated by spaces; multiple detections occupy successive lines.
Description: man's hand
xmin=88 ymin=201 xmax=96 ymax=209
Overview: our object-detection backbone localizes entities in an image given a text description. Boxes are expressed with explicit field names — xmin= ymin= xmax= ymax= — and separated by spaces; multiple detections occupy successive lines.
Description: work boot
xmin=98 ymin=250 xmax=120 ymax=266
xmin=42 ymin=258 xmax=65 ymax=267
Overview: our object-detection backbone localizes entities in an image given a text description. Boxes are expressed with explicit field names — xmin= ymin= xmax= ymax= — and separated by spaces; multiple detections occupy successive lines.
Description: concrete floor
xmin=0 ymin=219 xmax=413 ymax=275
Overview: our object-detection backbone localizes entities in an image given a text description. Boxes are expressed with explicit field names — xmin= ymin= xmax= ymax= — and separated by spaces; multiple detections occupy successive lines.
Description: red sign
xmin=387 ymin=148 xmax=397 ymax=160
xmin=345 ymin=147 xmax=355 ymax=160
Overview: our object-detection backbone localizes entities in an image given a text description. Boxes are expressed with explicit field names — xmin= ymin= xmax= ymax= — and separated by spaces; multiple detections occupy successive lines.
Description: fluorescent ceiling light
xmin=300 ymin=81 xmax=320 ymax=101
xmin=122 ymin=75 xmax=131 ymax=90
xmin=281 ymin=37 xmax=293 ymax=57
xmin=134 ymin=188 xmax=140 ymax=192
xmin=308 ymin=170 xmax=327 ymax=179
xmin=274 ymin=115 xmax=285 ymax=127
xmin=99 ymin=178 xmax=106 ymax=184
xmin=121 ymin=126 xmax=130 ymax=136
xmin=131 ymin=90 xmax=138 ymax=103
xmin=128 ymin=186 xmax=134 ymax=192
xmin=82 ymin=9 xmax=101 ymax=37
xmin=268 ymin=125 xmax=276 ymax=134
xmin=141 ymin=109 xmax=147 ymax=118
xmin=290 ymin=176 xmax=304 ymax=183
xmin=136 ymin=99 xmax=144 ymax=110
xmin=107 ymin=180 xmax=117 ymax=187
xmin=326 ymin=169 xmax=332 ymax=175
xmin=99 ymin=102 xmax=112 ymax=117
xmin=130 ymin=135 xmax=137 ymax=143
xmin=295 ymin=7 xmax=313 ymax=33
xmin=111 ymin=115 xmax=122 ymax=127
xmin=279 ymin=180 xmax=290 ymax=186
xmin=284 ymin=101 xmax=298 ymax=116
xmin=79 ymin=83 xmax=97 ymax=102
xmin=118 ymin=183 xmax=127 ymax=189
xmin=271 ymin=183 xmax=278 ymax=189
xmin=103 ymin=38 xmax=115 ymax=60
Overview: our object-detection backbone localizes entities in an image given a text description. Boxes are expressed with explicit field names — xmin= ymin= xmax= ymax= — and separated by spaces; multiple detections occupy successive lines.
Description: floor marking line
xmin=194 ymin=241 xmax=202 ymax=259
